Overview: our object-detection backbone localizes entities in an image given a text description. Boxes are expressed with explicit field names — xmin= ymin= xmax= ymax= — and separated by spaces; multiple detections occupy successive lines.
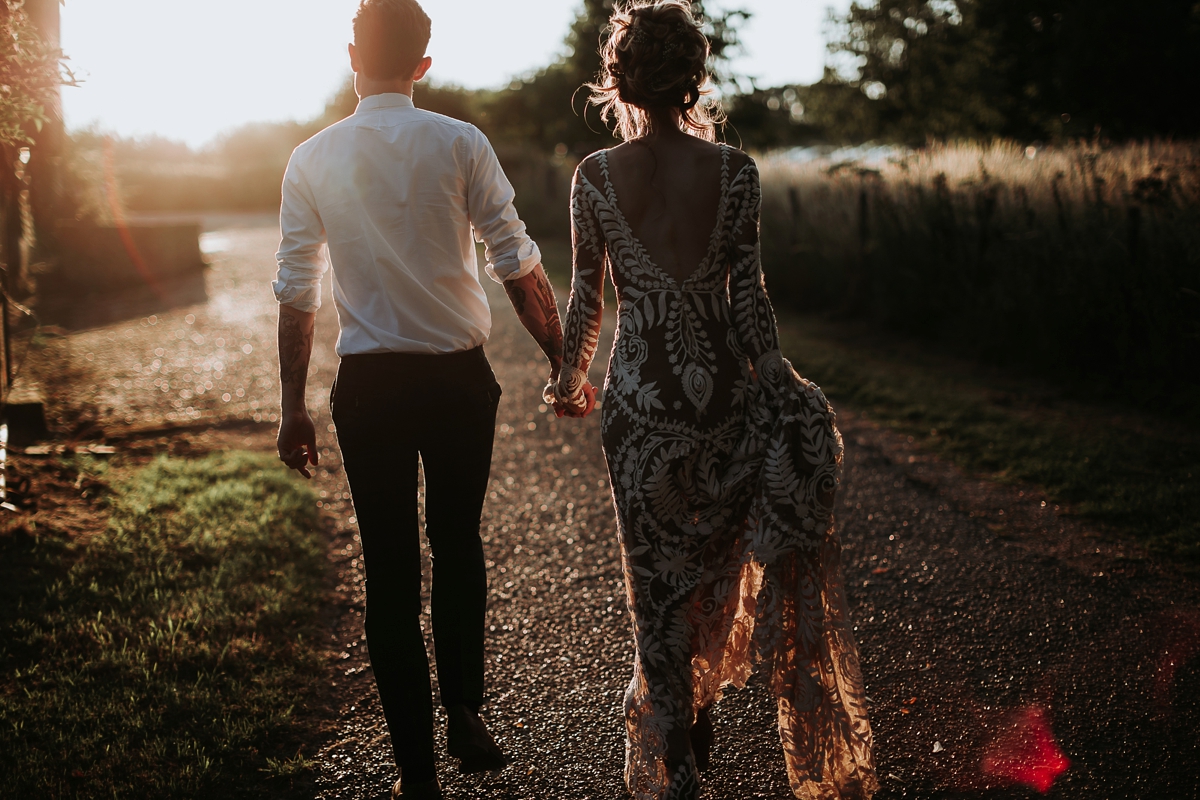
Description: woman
xmin=546 ymin=3 xmax=877 ymax=799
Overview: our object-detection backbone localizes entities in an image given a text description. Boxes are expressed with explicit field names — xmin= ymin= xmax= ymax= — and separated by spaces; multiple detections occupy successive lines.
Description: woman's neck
xmin=643 ymin=107 xmax=687 ymax=142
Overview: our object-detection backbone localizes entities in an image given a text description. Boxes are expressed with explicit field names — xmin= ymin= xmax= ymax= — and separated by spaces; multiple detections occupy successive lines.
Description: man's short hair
xmin=353 ymin=0 xmax=431 ymax=80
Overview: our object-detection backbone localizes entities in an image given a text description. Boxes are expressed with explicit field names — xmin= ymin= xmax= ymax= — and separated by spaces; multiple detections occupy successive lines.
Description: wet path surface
xmin=38 ymin=220 xmax=1200 ymax=799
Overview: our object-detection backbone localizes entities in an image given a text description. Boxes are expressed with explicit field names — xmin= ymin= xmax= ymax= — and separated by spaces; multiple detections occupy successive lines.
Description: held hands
xmin=551 ymin=381 xmax=598 ymax=418
xmin=277 ymin=408 xmax=319 ymax=478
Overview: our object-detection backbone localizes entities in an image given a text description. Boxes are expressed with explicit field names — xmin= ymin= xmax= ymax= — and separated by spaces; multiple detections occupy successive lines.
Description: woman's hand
xmin=552 ymin=382 xmax=598 ymax=418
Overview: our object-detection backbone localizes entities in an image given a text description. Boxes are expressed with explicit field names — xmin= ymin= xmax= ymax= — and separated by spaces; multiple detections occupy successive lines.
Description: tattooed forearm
xmin=279 ymin=313 xmax=313 ymax=384
xmin=533 ymin=269 xmax=564 ymax=363
xmin=278 ymin=306 xmax=315 ymax=411
xmin=504 ymin=282 xmax=527 ymax=316
xmin=505 ymin=264 xmax=563 ymax=372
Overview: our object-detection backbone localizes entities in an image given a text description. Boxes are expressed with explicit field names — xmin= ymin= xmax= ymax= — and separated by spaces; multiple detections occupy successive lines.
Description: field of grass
xmin=777 ymin=316 xmax=1200 ymax=564
xmin=758 ymin=140 xmax=1200 ymax=403
xmin=0 ymin=452 xmax=329 ymax=798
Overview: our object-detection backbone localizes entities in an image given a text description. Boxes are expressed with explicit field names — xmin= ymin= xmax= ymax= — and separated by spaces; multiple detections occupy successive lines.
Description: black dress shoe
xmin=690 ymin=705 xmax=713 ymax=772
xmin=446 ymin=704 xmax=510 ymax=774
xmin=391 ymin=777 xmax=442 ymax=799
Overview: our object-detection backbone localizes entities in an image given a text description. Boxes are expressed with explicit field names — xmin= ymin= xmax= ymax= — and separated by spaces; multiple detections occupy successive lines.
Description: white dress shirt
xmin=273 ymin=92 xmax=541 ymax=355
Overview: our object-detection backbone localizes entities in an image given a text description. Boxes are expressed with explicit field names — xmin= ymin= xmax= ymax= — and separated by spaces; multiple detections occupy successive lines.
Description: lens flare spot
xmin=103 ymin=137 xmax=165 ymax=302
xmin=981 ymin=705 xmax=1068 ymax=793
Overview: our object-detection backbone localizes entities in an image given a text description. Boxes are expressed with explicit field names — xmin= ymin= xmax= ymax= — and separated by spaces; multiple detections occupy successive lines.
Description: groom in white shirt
xmin=272 ymin=2 xmax=571 ymax=797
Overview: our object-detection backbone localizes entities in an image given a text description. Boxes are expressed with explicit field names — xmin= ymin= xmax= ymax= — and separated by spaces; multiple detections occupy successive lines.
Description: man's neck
xmin=356 ymin=77 xmax=415 ymax=100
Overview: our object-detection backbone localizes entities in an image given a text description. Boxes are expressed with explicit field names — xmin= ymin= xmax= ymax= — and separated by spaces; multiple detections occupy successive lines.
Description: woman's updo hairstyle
xmin=588 ymin=1 xmax=723 ymax=142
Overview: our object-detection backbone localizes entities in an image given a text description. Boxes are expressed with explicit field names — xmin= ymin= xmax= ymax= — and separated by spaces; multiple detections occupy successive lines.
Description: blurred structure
xmin=47 ymin=151 xmax=208 ymax=332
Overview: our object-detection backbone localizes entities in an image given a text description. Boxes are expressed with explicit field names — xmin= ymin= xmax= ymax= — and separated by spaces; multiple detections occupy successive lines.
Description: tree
xmin=822 ymin=0 xmax=1200 ymax=143
xmin=723 ymin=82 xmax=886 ymax=149
xmin=0 ymin=0 xmax=67 ymax=148
xmin=823 ymin=1 xmax=1008 ymax=143
xmin=976 ymin=0 xmax=1200 ymax=139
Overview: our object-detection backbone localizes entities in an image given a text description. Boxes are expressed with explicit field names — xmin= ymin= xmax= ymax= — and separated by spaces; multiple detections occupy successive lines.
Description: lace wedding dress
xmin=550 ymin=146 xmax=877 ymax=800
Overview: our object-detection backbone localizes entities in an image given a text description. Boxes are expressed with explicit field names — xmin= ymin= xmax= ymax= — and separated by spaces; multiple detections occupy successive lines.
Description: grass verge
xmin=779 ymin=317 xmax=1200 ymax=563
xmin=0 ymin=452 xmax=329 ymax=798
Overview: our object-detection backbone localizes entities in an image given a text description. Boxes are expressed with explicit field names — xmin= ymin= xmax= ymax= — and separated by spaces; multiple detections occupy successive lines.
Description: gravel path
xmin=35 ymin=219 xmax=1200 ymax=799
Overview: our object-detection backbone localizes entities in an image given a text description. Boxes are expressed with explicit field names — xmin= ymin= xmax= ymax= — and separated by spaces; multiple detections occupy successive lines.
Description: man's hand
xmin=278 ymin=409 xmax=319 ymax=478
xmin=551 ymin=382 xmax=597 ymax=418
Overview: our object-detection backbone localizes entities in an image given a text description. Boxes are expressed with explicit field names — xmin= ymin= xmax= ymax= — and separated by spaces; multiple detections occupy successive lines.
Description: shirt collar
xmin=354 ymin=93 xmax=415 ymax=114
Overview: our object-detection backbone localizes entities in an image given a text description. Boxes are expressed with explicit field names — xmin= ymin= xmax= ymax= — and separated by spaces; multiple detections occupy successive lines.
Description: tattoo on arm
xmin=504 ymin=282 xmax=527 ymax=316
xmin=506 ymin=265 xmax=563 ymax=370
xmin=533 ymin=269 xmax=563 ymax=362
xmin=278 ymin=309 xmax=315 ymax=397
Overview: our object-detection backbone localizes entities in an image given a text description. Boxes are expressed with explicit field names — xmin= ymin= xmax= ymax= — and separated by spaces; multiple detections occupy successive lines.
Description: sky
xmin=62 ymin=0 xmax=851 ymax=148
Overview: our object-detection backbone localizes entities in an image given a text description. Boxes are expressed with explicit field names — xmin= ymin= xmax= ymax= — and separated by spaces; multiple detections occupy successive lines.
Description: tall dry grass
xmin=758 ymin=141 xmax=1200 ymax=397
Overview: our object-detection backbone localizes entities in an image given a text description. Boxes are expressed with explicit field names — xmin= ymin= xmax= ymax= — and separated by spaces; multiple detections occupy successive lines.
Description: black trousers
xmin=331 ymin=346 xmax=501 ymax=782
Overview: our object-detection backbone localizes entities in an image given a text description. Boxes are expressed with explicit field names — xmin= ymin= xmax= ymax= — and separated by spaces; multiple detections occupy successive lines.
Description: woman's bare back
xmin=581 ymin=137 xmax=751 ymax=285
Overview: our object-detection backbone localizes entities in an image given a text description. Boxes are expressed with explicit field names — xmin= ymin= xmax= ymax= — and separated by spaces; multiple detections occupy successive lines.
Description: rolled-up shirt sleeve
xmin=273 ymin=153 xmax=329 ymax=312
xmin=463 ymin=128 xmax=542 ymax=283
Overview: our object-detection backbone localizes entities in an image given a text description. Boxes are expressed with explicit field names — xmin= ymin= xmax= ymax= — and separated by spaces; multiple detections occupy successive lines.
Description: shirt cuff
xmin=272 ymin=273 xmax=322 ymax=313
xmin=485 ymin=238 xmax=541 ymax=283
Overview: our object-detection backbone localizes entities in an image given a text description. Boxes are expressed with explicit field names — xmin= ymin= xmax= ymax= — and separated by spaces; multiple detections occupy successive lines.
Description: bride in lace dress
xmin=546 ymin=3 xmax=877 ymax=799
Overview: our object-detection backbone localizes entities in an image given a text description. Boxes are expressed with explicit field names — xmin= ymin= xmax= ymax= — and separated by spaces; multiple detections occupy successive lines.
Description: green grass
xmin=0 ymin=452 xmax=329 ymax=798
xmin=779 ymin=317 xmax=1200 ymax=563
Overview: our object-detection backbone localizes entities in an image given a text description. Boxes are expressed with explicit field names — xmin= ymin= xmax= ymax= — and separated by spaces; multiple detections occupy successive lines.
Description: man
xmin=272 ymin=2 xmax=580 ymax=797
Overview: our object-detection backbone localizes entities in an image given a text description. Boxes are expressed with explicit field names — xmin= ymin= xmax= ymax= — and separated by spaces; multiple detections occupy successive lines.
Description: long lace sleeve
xmin=727 ymin=162 xmax=789 ymax=396
xmin=547 ymin=168 xmax=607 ymax=411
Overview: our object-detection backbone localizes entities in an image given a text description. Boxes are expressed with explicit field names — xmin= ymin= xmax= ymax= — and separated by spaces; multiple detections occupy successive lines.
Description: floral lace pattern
xmin=554 ymin=147 xmax=877 ymax=800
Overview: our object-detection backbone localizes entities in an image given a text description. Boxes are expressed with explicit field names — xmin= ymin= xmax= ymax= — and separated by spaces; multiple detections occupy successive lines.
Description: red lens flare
xmin=103 ymin=137 xmax=166 ymax=302
xmin=981 ymin=705 xmax=1069 ymax=793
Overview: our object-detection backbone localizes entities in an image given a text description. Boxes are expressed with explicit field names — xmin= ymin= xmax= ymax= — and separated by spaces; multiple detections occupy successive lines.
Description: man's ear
xmin=348 ymin=42 xmax=360 ymax=73
xmin=412 ymin=55 xmax=432 ymax=83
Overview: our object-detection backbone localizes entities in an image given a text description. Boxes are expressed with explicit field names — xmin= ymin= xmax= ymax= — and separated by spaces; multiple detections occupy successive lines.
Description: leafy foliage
xmin=724 ymin=82 xmax=882 ymax=149
xmin=0 ymin=0 xmax=72 ymax=147
xmin=821 ymin=0 xmax=1200 ymax=143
